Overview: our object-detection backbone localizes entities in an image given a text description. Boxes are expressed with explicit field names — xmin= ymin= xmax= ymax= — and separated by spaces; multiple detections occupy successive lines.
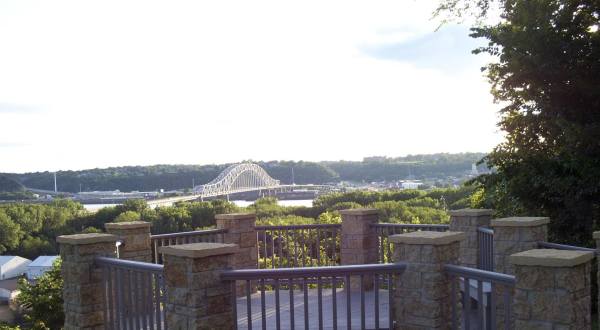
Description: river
xmin=82 ymin=199 xmax=313 ymax=211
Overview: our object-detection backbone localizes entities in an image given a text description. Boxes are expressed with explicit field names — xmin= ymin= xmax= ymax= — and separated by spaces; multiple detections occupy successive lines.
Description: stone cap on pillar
xmin=509 ymin=249 xmax=594 ymax=267
xmin=491 ymin=217 xmax=549 ymax=227
xmin=449 ymin=209 xmax=493 ymax=217
xmin=215 ymin=213 xmax=256 ymax=220
xmin=389 ymin=231 xmax=466 ymax=245
xmin=105 ymin=221 xmax=151 ymax=230
xmin=159 ymin=242 xmax=238 ymax=258
xmin=57 ymin=233 xmax=119 ymax=245
xmin=592 ymin=231 xmax=600 ymax=240
xmin=339 ymin=208 xmax=378 ymax=216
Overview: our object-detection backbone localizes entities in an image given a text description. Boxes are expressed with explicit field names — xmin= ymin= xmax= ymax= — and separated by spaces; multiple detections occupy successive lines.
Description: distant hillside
xmin=2 ymin=153 xmax=487 ymax=193
xmin=0 ymin=175 xmax=25 ymax=192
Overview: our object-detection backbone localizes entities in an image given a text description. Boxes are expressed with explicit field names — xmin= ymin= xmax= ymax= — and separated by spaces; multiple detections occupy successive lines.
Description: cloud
xmin=0 ymin=103 xmax=42 ymax=114
xmin=359 ymin=25 xmax=487 ymax=73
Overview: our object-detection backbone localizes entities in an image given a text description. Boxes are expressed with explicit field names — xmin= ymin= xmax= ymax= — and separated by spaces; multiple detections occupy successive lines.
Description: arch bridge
xmin=193 ymin=163 xmax=281 ymax=198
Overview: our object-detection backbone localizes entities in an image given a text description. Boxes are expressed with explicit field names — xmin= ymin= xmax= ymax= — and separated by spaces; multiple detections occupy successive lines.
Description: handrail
xmin=221 ymin=262 xmax=407 ymax=281
xmin=255 ymin=223 xmax=341 ymax=230
xmin=371 ymin=223 xmax=450 ymax=230
xmin=444 ymin=264 xmax=515 ymax=286
xmin=150 ymin=228 xmax=227 ymax=239
xmin=95 ymin=256 xmax=164 ymax=272
xmin=537 ymin=241 xmax=596 ymax=252
xmin=477 ymin=227 xmax=494 ymax=234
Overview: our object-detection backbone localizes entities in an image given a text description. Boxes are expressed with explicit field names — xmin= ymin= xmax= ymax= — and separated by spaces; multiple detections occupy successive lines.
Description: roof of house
xmin=0 ymin=256 xmax=31 ymax=268
xmin=28 ymin=256 xmax=59 ymax=268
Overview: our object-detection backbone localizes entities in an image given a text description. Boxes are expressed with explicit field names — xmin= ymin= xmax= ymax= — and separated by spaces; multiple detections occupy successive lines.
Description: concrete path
xmin=237 ymin=288 xmax=390 ymax=330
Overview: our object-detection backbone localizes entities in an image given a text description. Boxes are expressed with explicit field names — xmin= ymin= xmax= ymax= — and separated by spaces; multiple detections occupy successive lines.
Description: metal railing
xmin=537 ymin=241 xmax=596 ymax=252
xmin=150 ymin=228 xmax=227 ymax=263
xmin=445 ymin=264 xmax=516 ymax=330
xmin=255 ymin=224 xmax=341 ymax=269
xmin=477 ymin=227 xmax=494 ymax=271
xmin=221 ymin=263 xmax=407 ymax=330
xmin=371 ymin=223 xmax=450 ymax=263
xmin=96 ymin=257 xmax=166 ymax=330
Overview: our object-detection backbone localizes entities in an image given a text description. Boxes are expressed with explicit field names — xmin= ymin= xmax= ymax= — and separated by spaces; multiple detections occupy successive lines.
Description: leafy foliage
xmin=17 ymin=259 xmax=64 ymax=330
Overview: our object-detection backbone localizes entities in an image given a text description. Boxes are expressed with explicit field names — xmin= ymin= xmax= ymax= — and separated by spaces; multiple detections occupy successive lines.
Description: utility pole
xmin=54 ymin=172 xmax=57 ymax=192
xmin=291 ymin=167 xmax=295 ymax=185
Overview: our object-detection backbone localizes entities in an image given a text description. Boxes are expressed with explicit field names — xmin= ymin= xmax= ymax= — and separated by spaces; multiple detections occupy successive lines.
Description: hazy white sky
xmin=0 ymin=0 xmax=502 ymax=173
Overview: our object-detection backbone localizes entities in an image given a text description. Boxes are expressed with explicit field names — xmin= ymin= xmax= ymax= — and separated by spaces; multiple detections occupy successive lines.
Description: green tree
xmin=439 ymin=0 xmax=600 ymax=243
xmin=17 ymin=259 xmax=64 ymax=330
xmin=114 ymin=210 xmax=141 ymax=222
xmin=0 ymin=211 xmax=22 ymax=253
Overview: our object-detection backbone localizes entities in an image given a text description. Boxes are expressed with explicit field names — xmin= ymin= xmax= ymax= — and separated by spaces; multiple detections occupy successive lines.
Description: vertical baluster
xmin=317 ymin=277 xmax=323 ymax=329
xmin=345 ymin=275 xmax=351 ymax=329
xmin=285 ymin=229 xmax=290 ymax=267
xmin=263 ymin=230 xmax=268 ymax=269
xmin=451 ymin=275 xmax=457 ymax=330
xmin=246 ymin=280 xmax=252 ymax=330
xmin=464 ymin=276 xmax=471 ymax=330
xmin=477 ymin=280 xmax=484 ymax=329
xmin=133 ymin=271 xmax=141 ymax=330
xmin=272 ymin=230 xmax=276 ymax=269
xmin=303 ymin=277 xmax=309 ymax=330
xmin=316 ymin=229 xmax=321 ymax=266
xmin=301 ymin=230 xmax=306 ymax=267
xmin=154 ymin=274 xmax=162 ymax=330
xmin=387 ymin=274 xmax=393 ymax=330
xmin=275 ymin=279 xmax=281 ymax=330
xmin=504 ymin=286 xmax=511 ymax=330
xmin=293 ymin=229 xmax=298 ymax=267
xmin=126 ymin=270 xmax=134 ymax=330
xmin=232 ymin=281 xmax=238 ymax=330
xmin=289 ymin=278 xmax=295 ymax=329
xmin=260 ymin=279 xmax=266 ymax=330
xmin=146 ymin=272 xmax=154 ymax=330
xmin=332 ymin=227 xmax=337 ymax=265
xmin=360 ymin=275 xmax=365 ymax=330
xmin=116 ymin=268 xmax=123 ymax=330
xmin=278 ymin=230 xmax=283 ymax=268
xmin=379 ymin=227 xmax=384 ymax=263
xmin=490 ymin=282 xmax=497 ymax=330
xmin=332 ymin=276 xmax=338 ymax=330
xmin=374 ymin=274 xmax=379 ymax=330
xmin=102 ymin=267 xmax=111 ymax=330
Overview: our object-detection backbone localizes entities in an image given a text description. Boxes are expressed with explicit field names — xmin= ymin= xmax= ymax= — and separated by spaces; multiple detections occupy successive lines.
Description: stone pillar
xmin=160 ymin=242 xmax=237 ymax=329
xmin=340 ymin=208 xmax=379 ymax=290
xmin=105 ymin=221 xmax=152 ymax=262
xmin=593 ymin=231 xmax=600 ymax=328
xmin=57 ymin=233 xmax=119 ymax=330
xmin=390 ymin=231 xmax=465 ymax=329
xmin=491 ymin=217 xmax=549 ymax=275
xmin=449 ymin=208 xmax=493 ymax=268
xmin=511 ymin=249 xmax=593 ymax=329
xmin=215 ymin=213 xmax=257 ymax=294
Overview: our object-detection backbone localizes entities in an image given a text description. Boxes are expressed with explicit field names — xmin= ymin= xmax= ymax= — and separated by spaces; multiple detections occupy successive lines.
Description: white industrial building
xmin=26 ymin=256 xmax=59 ymax=280
xmin=0 ymin=256 xmax=31 ymax=280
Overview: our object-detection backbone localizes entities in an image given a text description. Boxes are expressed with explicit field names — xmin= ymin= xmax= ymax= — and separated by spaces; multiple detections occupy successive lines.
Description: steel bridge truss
xmin=193 ymin=163 xmax=280 ymax=198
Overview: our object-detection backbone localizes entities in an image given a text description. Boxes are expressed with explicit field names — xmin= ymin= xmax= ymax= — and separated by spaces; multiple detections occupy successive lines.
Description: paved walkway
xmin=237 ymin=288 xmax=390 ymax=329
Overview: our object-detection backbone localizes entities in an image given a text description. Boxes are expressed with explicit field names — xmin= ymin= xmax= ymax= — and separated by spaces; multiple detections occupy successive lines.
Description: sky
xmin=0 ymin=0 xmax=502 ymax=173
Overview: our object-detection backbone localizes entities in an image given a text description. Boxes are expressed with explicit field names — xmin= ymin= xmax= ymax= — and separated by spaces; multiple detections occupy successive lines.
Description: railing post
xmin=340 ymin=208 xmax=379 ymax=290
xmin=104 ymin=221 xmax=152 ymax=262
xmin=57 ymin=233 xmax=118 ymax=330
xmin=390 ymin=231 xmax=465 ymax=329
xmin=511 ymin=249 xmax=593 ymax=329
xmin=594 ymin=231 xmax=600 ymax=328
xmin=216 ymin=213 xmax=258 ymax=295
xmin=449 ymin=208 xmax=493 ymax=268
xmin=160 ymin=242 xmax=238 ymax=329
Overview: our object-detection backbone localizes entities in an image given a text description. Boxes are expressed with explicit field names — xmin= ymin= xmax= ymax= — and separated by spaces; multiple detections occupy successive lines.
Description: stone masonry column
xmin=340 ymin=208 xmax=379 ymax=290
xmin=390 ymin=231 xmax=465 ymax=329
xmin=449 ymin=208 xmax=493 ymax=268
xmin=57 ymin=233 xmax=119 ymax=330
xmin=160 ymin=242 xmax=238 ymax=329
xmin=491 ymin=217 xmax=549 ymax=275
xmin=593 ymin=231 xmax=600 ymax=328
xmin=215 ymin=213 xmax=257 ymax=295
xmin=105 ymin=221 xmax=152 ymax=262
xmin=511 ymin=249 xmax=593 ymax=329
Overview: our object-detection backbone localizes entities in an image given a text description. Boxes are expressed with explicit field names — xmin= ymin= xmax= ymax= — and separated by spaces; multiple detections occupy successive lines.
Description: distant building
xmin=26 ymin=256 xmax=59 ymax=280
xmin=0 ymin=256 xmax=31 ymax=280
xmin=471 ymin=163 xmax=479 ymax=176
xmin=401 ymin=181 xmax=423 ymax=189
xmin=0 ymin=278 xmax=19 ymax=304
